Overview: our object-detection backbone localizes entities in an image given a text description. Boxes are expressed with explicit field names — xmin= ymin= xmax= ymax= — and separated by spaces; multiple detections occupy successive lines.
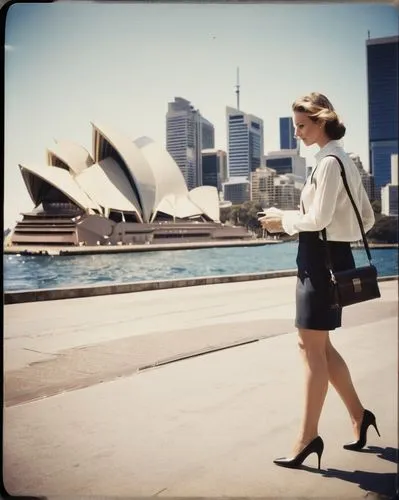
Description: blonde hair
xmin=292 ymin=92 xmax=346 ymax=140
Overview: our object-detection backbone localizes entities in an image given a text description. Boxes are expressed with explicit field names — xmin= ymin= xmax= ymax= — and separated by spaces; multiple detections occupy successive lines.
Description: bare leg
xmin=293 ymin=328 xmax=329 ymax=455
xmin=325 ymin=334 xmax=364 ymax=438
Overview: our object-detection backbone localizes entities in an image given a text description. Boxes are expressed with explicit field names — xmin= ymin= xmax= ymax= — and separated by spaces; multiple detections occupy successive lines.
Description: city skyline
xmin=4 ymin=2 xmax=398 ymax=228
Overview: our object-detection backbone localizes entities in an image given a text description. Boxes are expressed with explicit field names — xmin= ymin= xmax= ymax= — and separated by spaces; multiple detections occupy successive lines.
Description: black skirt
xmin=295 ymin=231 xmax=355 ymax=331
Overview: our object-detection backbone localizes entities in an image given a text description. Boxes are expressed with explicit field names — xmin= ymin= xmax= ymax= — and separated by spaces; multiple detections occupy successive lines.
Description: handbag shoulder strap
xmin=321 ymin=154 xmax=373 ymax=265
xmin=301 ymin=165 xmax=319 ymax=213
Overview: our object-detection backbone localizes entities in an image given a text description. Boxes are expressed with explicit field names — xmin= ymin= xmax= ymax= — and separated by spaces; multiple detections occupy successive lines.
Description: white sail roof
xmin=19 ymin=121 xmax=221 ymax=224
xmin=134 ymin=136 xmax=188 ymax=201
xmin=135 ymin=137 xmax=220 ymax=221
xmin=75 ymin=157 xmax=143 ymax=221
xmin=189 ymin=186 xmax=220 ymax=222
xmin=47 ymin=140 xmax=94 ymax=176
xmin=19 ymin=163 xmax=100 ymax=210
xmin=92 ymin=123 xmax=156 ymax=223
xmin=154 ymin=194 xmax=204 ymax=220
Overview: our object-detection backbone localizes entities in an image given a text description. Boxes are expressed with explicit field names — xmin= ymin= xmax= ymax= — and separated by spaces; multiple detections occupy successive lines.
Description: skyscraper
xmin=349 ymin=152 xmax=375 ymax=201
xmin=367 ymin=35 xmax=399 ymax=196
xmin=201 ymin=117 xmax=215 ymax=150
xmin=251 ymin=167 xmax=276 ymax=206
xmin=264 ymin=149 xmax=306 ymax=184
xmin=201 ymin=149 xmax=227 ymax=191
xmin=381 ymin=154 xmax=398 ymax=216
xmin=223 ymin=177 xmax=250 ymax=204
xmin=166 ymin=97 xmax=215 ymax=189
xmin=197 ymin=117 xmax=215 ymax=186
xmin=279 ymin=117 xmax=297 ymax=150
xmin=226 ymin=106 xmax=264 ymax=179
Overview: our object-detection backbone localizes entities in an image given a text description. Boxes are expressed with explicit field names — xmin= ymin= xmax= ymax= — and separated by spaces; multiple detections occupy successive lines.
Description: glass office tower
xmin=166 ymin=97 xmax=214 ymax=189
xmin=279 ymin=117 xmax=297 ymax=150
xmin=367 ymin=36 xmax=399 ymax=197
xmin=202 ymin=149 xmax=227 ymax=191
xmin=226 ymin=106 xmax=264 ymax=179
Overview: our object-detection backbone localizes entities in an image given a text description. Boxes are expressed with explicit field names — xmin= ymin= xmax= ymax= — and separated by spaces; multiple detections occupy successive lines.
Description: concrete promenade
xmin=3 ymin=276 xmax=398 ymax=498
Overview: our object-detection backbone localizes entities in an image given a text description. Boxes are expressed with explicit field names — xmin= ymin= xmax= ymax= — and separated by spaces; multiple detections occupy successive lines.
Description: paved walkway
xmin=3 ymin=276 xmax=398 ymax=498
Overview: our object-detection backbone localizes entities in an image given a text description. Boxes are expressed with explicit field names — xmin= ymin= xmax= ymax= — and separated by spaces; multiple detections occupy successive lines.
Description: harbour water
xmin=3 ymin=242 xmax=398 ymax=292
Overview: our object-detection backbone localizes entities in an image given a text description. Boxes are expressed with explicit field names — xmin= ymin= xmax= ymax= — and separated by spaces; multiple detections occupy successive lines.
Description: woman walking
xmin=259 ymin=92 xmax=379 ymax=469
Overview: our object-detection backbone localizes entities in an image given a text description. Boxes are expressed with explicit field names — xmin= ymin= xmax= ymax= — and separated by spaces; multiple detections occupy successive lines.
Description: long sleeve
xmin=282 ymin=157 xmax=342 ymax=236
xmin=359 ymin=185 xmax=375 ymax=233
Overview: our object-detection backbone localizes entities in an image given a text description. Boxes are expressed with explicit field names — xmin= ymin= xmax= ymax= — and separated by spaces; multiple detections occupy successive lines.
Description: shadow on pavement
xmin=321 ymin=446 xmax=399 ymax=499
xmin=366 ymin=446 xmax=398 ymax=463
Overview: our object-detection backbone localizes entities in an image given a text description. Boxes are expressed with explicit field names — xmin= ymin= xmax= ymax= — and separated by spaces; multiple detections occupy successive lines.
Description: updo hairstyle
xmin=292 ymin=92 xmax=346 ymax=140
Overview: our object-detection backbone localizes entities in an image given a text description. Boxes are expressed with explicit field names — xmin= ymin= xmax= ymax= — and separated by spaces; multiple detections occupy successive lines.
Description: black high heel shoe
xmin=273 ymin=436 xmax=324 ymax=470
xmin=343 ymin=409 xmax=380 ymax=451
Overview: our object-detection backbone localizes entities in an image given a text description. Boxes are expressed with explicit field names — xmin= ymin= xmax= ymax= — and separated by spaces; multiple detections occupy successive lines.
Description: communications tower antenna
xmin=235 ymin=67 xmax=240 ymax=110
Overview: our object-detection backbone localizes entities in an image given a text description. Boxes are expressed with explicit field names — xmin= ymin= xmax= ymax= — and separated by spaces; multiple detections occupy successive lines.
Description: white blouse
xmin=282 ymin=141 xmax=375 ymax=241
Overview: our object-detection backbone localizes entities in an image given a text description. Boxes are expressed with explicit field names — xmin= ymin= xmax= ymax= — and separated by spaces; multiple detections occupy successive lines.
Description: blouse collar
xmin=314 ymin=140 xmax=343 ymax=163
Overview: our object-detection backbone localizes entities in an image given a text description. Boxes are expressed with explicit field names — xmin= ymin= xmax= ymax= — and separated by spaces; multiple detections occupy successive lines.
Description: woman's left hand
xmin=259 ymin=216 xmax=284 ymax=233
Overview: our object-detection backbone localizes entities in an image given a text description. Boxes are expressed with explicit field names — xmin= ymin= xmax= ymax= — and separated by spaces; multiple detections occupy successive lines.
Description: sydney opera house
xmin=9 ymin=122 xmax=251 ymax=247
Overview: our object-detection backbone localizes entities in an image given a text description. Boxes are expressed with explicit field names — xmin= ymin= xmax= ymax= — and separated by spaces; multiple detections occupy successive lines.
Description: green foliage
xmin=368 ymin=215 xmax=398 ymax=243
xmin=220 ymin=201 xmax=264 ymax=236
xmin=243 ymin=202 xmax=263 ymax=231
xmin=238 ymin=201 xmax=264 ymax=230
xmin=219 ymin=206 xmax=232 ymax=223
xmin=371 ymin=200 xmax=381 ymax=214
xmin=222 ymin=200 xmax=398 ymax=243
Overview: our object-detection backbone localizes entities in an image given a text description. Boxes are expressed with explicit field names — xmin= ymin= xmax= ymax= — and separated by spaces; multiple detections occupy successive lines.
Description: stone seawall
xmin=4 ymin=270 xmax=397 ymax=305
xmin=3 ymin=238 xmax=280 ymax=256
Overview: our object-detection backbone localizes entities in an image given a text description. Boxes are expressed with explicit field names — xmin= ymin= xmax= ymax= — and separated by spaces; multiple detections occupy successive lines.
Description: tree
xmin=226 ymin=201 xmax=263 ymax=235
xmin=371 ymin=200 xmax=381 ymax=214
xmin=368 ymin=215 xmax=398 ymax=243
xmin=230 ymin=205 xmax=241 ymax=225
xmin=219 ymin=206 xmax=232 ymax=223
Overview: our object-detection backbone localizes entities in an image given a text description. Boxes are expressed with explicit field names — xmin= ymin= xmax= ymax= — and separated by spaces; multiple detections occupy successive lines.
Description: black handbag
xmin=321 ymin=155 xmax=381 ymax=309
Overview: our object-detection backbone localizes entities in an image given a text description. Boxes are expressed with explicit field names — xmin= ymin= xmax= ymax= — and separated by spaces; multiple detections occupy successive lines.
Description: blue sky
xmin=3 ymin=1 xmax=398 ymax=229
